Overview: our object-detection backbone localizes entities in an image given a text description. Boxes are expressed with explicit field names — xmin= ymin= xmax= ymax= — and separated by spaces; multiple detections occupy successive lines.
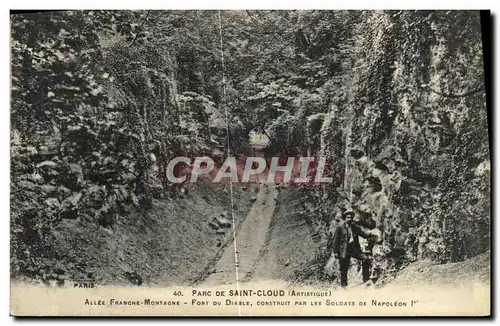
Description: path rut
xmin=203 ymin=183 xmax=278 ymax=285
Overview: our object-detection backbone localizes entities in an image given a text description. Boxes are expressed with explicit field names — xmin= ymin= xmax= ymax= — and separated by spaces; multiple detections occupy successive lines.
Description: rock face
xmin=208 ymin=211 xmax=232 ymax=230
xmin=214 ymin=215 xmax=231 ymax=228
xmin=208 ymin=220 xmax=219 ymax=230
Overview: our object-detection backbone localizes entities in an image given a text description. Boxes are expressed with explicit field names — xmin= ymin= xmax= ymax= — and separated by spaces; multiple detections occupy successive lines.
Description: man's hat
xmin=343 ymin=210 xmax=355 ymax=218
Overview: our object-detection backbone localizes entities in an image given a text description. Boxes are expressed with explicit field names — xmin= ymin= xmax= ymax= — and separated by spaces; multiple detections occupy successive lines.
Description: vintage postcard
xmin=10 ymin=9 xmax=490 ymax=316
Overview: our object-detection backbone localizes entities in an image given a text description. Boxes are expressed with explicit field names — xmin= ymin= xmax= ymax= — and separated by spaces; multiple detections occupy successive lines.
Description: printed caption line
xmin=218 ymin=10 xmax=242 ymax=316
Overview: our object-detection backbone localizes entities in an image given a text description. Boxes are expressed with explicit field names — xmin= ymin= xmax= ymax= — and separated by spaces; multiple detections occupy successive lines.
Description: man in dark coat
xmin=332 ymin=210 xmax=371 ymax=288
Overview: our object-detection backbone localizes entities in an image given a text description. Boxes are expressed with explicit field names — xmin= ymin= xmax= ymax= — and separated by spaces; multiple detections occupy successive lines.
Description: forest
xmin=10 ymin=10 xmax=490 ymax=285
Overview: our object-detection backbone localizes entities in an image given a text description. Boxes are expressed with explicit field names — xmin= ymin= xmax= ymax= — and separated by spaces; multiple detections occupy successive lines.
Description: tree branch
xmin=128 ymin=10 xmax=151 ymax=47
xmin=245 ymin=10 xmax=259 ymax=24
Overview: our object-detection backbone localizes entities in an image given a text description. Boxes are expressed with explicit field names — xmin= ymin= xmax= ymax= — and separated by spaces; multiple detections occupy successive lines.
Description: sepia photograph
xmin=9 ymin=9 xmax=491 ymax=316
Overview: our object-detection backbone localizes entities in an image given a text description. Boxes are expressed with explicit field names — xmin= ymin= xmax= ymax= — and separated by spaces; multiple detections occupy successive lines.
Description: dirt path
xmin=203 ymin=183 xmax=278 ymax=286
